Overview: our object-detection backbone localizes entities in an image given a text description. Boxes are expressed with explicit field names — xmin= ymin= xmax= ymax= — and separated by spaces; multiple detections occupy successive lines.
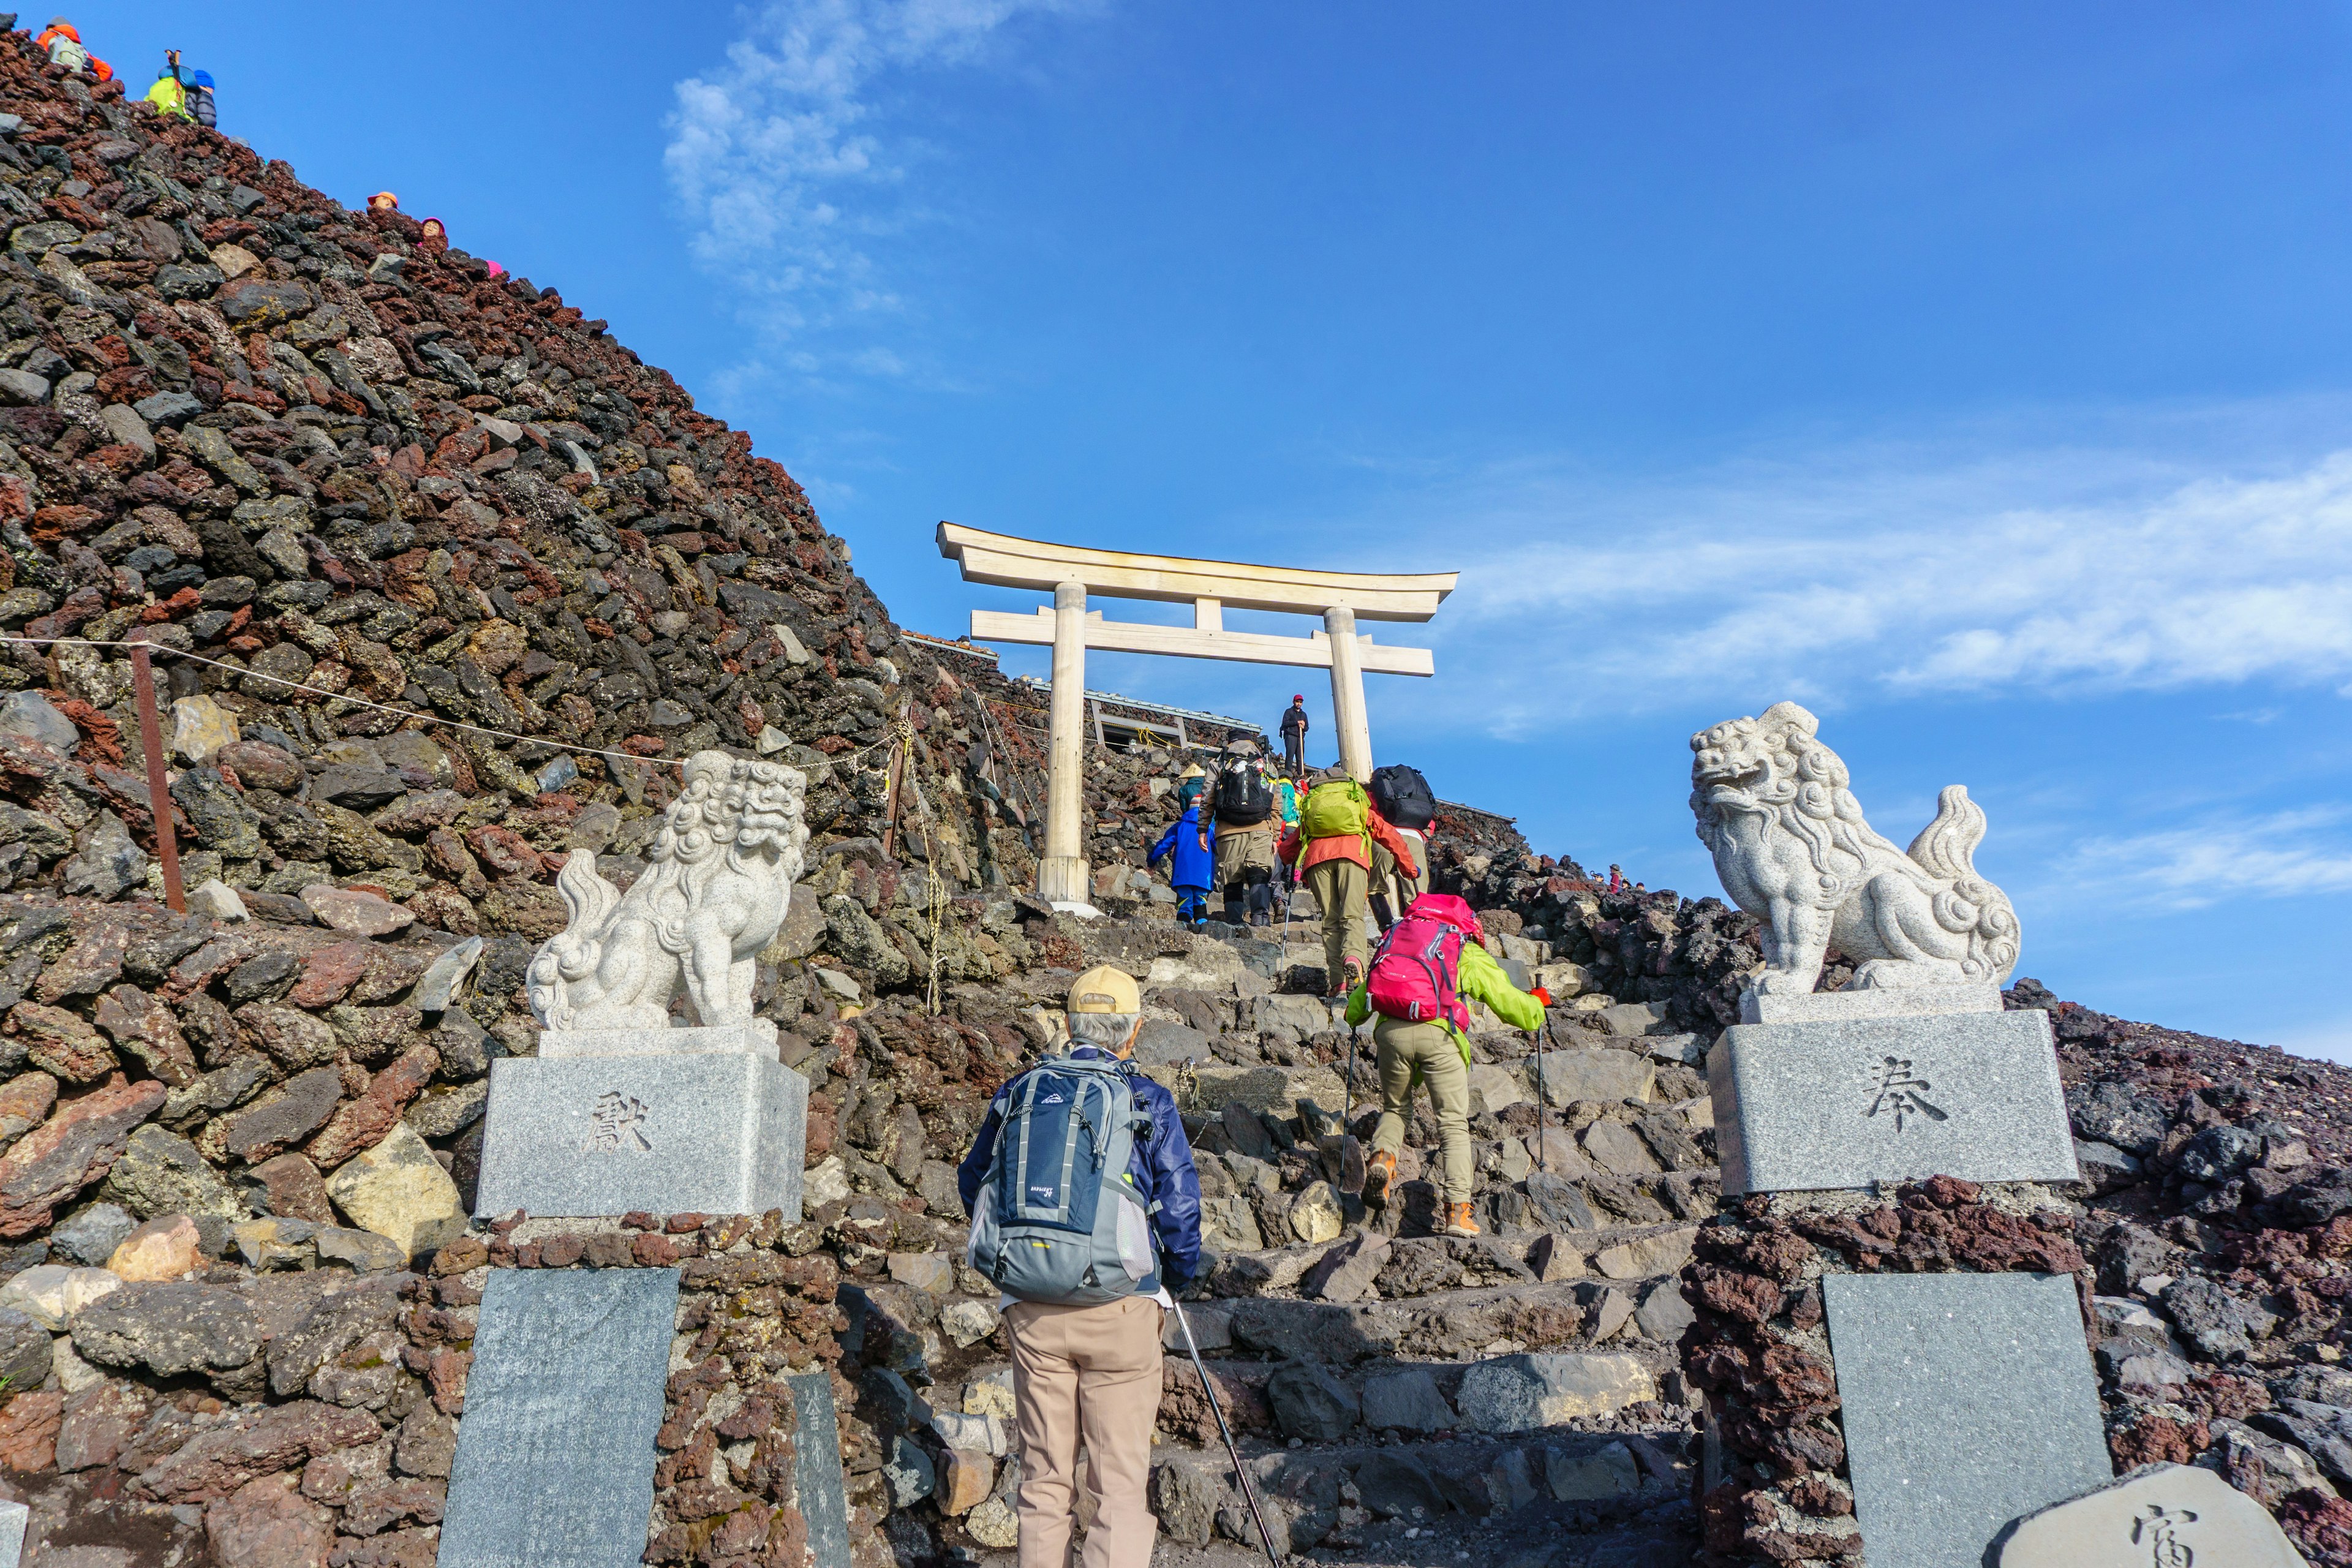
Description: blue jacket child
xmin=1150 ymin=804 xmax=1215 ymax=925
xmin=957 ymin=1044 xmax=1202 ymax=1292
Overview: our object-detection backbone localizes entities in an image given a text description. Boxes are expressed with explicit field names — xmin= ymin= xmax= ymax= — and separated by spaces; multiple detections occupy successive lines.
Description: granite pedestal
xmin=1738 ymin=981 xmax=2002 ymax=1026
xmin=1823 ymin=1272 xmax=2111 ymax=1568
xmin=438 ymin=1269 xmax=679 ymax=1568
xmin=1708 ymin=1006 xmax=2076 ymax=1196
xmin=475 ymin=1022 xmax=807 ymax=1219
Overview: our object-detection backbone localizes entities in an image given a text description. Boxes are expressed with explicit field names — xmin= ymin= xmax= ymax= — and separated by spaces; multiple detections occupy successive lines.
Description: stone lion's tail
xmin=1907 ymin=785 xmax=2022 ymax=981
xmin=524 ymin=849 xmax=623 ymax=1027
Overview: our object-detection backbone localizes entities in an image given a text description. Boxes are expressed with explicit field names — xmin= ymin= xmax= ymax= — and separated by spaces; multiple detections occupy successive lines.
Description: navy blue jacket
xmin=1149 ymin=806 xmax=1216 ymax=892
xmin=959 ymin=1044 xmax=1203 ymax=1289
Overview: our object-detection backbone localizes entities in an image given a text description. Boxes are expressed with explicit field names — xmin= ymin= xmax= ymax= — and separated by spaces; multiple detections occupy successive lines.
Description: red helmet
xmin=1292 ymin=693 xmax=1303 ymax=702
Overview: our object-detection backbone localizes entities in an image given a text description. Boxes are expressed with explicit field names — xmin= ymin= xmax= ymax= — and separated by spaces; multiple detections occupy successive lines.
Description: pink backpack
xmin=1364 ymin=893 xmax=1483 ymax=1031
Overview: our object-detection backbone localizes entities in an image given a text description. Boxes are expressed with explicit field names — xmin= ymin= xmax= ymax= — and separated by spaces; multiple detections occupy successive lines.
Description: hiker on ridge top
xmin=1279 ymin=766 xmax=1421 ymax=996
xmin=957 ymin=965 xmax=1201 ymax=1568
xmin=1202 ymin=737 xmax=1279 ymax=927
xmin=144 ymin=50 xmax=188 ymax=119
xmin=37 ymin=19 xmax=111 ymax=80
xmin=1348 ymin=894 xmax=1548 ymax=1237
xmin=1279 ymin=693 xmax=1310 ymax=774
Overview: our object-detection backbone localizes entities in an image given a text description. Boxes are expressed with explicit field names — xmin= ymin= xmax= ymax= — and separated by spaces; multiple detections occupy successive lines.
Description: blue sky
xmin=77 ymin=2 xmax=2352 ymax=1054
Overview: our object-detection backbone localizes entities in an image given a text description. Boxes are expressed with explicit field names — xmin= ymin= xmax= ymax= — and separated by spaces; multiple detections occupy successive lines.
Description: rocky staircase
xmin=909 ymin=905 xmax=1713 ymax=1568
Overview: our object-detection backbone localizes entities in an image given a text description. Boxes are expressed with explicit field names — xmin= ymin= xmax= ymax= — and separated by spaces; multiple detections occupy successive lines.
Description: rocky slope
xmin=0 ymin=18 xmax=2348 ymax=1568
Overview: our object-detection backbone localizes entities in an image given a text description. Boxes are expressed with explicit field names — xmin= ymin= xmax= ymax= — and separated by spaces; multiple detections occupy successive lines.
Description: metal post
xmin=880 ymin=734 xmax=907 ymax=860
xmin=129 ymin=640 xmax=184 ymax=913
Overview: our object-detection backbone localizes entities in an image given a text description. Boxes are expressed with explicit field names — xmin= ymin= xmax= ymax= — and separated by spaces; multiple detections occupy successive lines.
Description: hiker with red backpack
xmin=1278 ymin=767 xmax=1422 ymax=996
xmin=1347 ymin=893 xmax=1550 ymax=1237
xmin=1202 ymin=738 xmax=1280 ymax=927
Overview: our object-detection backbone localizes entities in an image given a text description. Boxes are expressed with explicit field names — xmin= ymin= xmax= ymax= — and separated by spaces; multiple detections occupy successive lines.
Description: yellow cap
xmin=1067 ymin=964 xmax=1141 ymax=1015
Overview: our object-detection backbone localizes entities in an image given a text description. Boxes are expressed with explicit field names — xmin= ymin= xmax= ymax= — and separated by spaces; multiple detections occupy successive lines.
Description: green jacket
xmin=1346 ymin=938 xmax=1547 ymax=1060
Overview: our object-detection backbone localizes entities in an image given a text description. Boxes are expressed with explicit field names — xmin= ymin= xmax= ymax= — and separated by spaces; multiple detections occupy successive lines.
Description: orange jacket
xmin=37 ymin=23 xmax=110 ymax=80
xmin=1280 ymin=806 xmax=1419 ymax=879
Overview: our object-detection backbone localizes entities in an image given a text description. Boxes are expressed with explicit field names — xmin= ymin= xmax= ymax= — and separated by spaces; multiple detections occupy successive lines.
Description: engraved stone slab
xmin=1739 ymin=982 xmax=2002 ymax=1026
xmin=475 ymin=1052 xmax=807 ymax=1219
xmin=439 ymin=1268 xmax=679 ymax=1568
xmin=537 ymin=1018 xmax=780 ymax=1061
xmin=1709 ymin=1008 xmax=2076 ymax=1195
xmin=1824 ymin=1273 xmax=2112 ymax=1568
xmin=787 ymin=1370 xmax=854 ymax=1568
xmin=1992 ymin=1461 xmax=2311 ymax=1566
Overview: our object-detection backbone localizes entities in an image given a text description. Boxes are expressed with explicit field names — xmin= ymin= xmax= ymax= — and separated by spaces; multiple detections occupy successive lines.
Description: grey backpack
xmin=966 ymin=1052 xmax=1161 ymax=1305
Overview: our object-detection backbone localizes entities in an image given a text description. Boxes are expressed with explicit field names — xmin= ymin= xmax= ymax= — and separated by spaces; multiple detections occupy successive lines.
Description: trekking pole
xmin=1532 ymin=1022 xmax=1546 ymax=1174
xmin=1171 ymin=1299 xmax=1284 ymax=1564
xmin=1344 ymin=1020 xmax=1357 ymax=1121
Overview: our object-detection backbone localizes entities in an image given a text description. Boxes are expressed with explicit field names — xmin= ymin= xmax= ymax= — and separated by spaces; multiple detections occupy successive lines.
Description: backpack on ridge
xmin=1369 ymin=764 xmax=1436 ymax=831
xmin=1213 ymin=756 xmax=1272 ymax=824
xmin=966 ymin=1052 xmax=1161 ymax=1305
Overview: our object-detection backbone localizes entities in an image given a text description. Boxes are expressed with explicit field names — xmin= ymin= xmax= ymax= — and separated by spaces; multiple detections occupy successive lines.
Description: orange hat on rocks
xmin=368 ymin=191 xmax=398 ymax=213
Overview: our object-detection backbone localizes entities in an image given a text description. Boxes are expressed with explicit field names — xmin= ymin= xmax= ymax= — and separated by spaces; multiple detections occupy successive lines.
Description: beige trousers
xmin=1007 ymin=1295 xmax=1165 ymax=1568
xmin=1372 ymin=1016 xmax=1474 ymax=1203
xmin=1305 ymin=857 xmax=1369 ymax=982
xmin=1372 ymin=827 xmax=1429 ymax=912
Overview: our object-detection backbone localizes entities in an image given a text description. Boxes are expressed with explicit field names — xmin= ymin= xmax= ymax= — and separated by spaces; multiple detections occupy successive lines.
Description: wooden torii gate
xmin=937 ymin=522 xmax=1457 ymax=907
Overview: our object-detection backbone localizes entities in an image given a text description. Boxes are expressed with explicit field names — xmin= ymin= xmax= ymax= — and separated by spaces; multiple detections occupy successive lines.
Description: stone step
xmin=1164 ymin=1341 xmax=1692 ymax=1449
xmin=1167 ymin=1273 xmax=1697 ymax=1368
xmin=1139 ymin=1426 xmax=1697 ymax=1560
xmin=1196 ymin=1223 xmax=1701 ymax=1303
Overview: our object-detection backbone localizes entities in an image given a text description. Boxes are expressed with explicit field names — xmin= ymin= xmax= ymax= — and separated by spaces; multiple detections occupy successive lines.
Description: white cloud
xmin=1370 ymin=431 xmax=2352 ymax=730
xmin=2055 ymin=807 xmax=2352 ymax=911
xmin=665 ymin=0 xmax=1087 ymax=366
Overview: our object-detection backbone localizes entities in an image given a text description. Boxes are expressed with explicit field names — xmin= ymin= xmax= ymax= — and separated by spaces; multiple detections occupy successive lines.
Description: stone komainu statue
xmin=526 ymin=750 xmax=809 ymax=1031
xmin=1689 ymin=701 xmax=2020 ymax=997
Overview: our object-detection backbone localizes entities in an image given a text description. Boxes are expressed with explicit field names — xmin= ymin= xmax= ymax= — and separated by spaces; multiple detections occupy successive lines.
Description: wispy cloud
xmin=665 ymin=0 xmax=1089 ymax=373
xmin=1369 ymin=426 xmax=2352 ymax=731
xmin=2057 ymin=807 xmax=2352 ymax=911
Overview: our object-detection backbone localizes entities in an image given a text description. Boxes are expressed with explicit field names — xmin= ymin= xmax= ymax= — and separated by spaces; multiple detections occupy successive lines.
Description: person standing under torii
xmin=1279 ymin=693 xmax=1310 ymax=775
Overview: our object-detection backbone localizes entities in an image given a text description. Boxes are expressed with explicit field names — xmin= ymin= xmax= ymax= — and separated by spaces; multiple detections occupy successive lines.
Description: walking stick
xmin=1171 ymin=1300 xmax=1284 ymax=1562
xmin=1532 ymin=1022 xmax=1546 ymax=1174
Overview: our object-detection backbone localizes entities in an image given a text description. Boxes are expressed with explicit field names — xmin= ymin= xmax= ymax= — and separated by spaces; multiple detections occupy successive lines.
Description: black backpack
xmin=1213 ymin=757 xmax=1273 ymax=824
xmin=1369 ymin=764 xmax=1436 ymax=831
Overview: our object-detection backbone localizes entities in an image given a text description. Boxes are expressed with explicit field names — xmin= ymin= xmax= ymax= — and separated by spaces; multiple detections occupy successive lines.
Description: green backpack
xmin=1300 ymin=778 xmax=1370 ymax=842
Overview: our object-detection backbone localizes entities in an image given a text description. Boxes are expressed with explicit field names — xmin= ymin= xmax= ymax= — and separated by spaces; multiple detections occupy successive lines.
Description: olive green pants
xmin=1304 ymin=857 xmax=1369 ymax=982
xmin=1371 ymin=1016 xmax=1474 ymax=1204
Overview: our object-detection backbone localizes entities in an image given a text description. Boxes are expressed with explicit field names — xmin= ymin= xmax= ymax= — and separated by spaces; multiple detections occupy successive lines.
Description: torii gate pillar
xmin=938 ymin=524 xmax=1456 ymax=910
xmin=1323 ymin=605 xmax=1372 ymax=784
xmin=1041 ymin=580 xmax=1091 ymax=904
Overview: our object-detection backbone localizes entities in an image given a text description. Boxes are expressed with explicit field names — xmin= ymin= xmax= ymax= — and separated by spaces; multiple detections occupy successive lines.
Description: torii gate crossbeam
xmin=938 ymin=522 xmax=1458 ymax=907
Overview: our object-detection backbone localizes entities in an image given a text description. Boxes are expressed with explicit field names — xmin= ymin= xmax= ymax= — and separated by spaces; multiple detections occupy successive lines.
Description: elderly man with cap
xmin=957 ymin=965 xmax=1202 ymax=1568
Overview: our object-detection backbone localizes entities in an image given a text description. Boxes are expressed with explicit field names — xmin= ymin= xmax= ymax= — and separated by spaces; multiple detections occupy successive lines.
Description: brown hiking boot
xmin=1362 ymin=1150 xmax=1396 ymax=1208
xmin=1341 ymin=957 xmax=1365 ymax=995
xmin=1443 ymin=1201 xmax=1481 ymax=1238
